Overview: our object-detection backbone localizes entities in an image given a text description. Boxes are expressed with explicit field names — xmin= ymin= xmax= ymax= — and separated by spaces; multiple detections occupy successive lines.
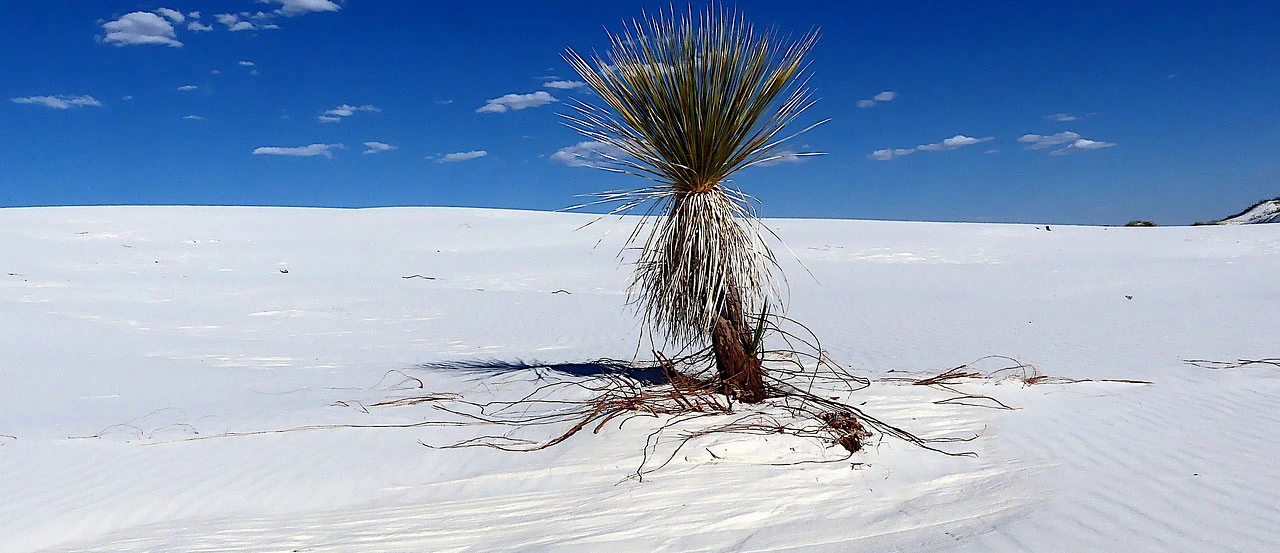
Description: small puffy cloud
xmin=433 ymin=150 xmax=488 ymax=163
xmin=1045 ymin=112 xmax=1077 ymax=122
xmin=176 ymin=85 xmax=198 ymax=91
xmin=102 ymin=12 xmax=182 ymax=47
xmin=239 ymin=60 xmax=255 ymax=66
xmin=11 ymin=95 xmax=103 ymax=109
xmin=1020 ymin=131 xmax=1115 ymax=155
xmin=916 ymin=134 xmax=994 ymax=152
xmin=1069 ymin=138 xmax=1114 ymax=150
xmin=867 ymin=148 xmax=917 ymax=161
xmin=543 ymin=80 xmax=587 ymax=90
xmin=155 ymin=8 xmax=184 ymax=23
xmin=182 ymin=114 xmax=206 ymax=121
xmin=260 ymin=0 xmax=342 ymax=17
xmin=324 ymin=104 xmax=378 ymax=117
xmin=857 ymin=90 xmax=897 ymax=108
xmin=318 ymin=103 xmax=379 ymax=122
xmin=435 ymin=99 xmax=454 ymax=105
xmin=362 ymin=141 xmax=397 ymax=154
xmin=1018 ymin=131 xmax=1081 ymax=149
xmin=755 ymin=149 xmax=815 ymax=167
xmin=187 ymin=21 xmax=213 ymax=31
xmin=1050 ymin=138 xmax=1116 ymax=156
xmin=262 ymin=23 xmax=281 ymax=29
xmin=215 ymin=14 xmax=257 ymax=31
xmin=477 ymin=91 xmax=558 ymax=113
xmin=188 ymin=11 xmax=201 ymax=18
xmin=122 ymin=95 xmax=134 ymax=101
xmin=867 ymin=134 xmax=992 ymax=160
xmin=550 ymin=141 xmax=627 ymax=167
xmin=252 ymin=143 xmax=343 ymax=158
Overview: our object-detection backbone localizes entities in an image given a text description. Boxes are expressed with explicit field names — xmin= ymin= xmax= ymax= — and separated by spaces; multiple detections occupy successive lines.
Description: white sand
xmin=2 ymin=206 xmax=1277 ymax=552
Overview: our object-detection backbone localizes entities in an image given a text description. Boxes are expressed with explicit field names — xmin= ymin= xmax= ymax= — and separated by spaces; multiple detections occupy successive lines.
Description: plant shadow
xmin=417 ymin=358 xmax=669 ymax=385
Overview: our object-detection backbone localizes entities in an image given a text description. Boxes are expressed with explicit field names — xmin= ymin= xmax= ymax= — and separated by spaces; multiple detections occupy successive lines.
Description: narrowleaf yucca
xmin=564 ymin=7 xmax=823 ymax=402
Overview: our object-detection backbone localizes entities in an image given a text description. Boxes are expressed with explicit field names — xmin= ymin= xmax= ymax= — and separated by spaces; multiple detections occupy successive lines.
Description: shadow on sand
xmin=417 ymin=358 xmax=669 ymax=385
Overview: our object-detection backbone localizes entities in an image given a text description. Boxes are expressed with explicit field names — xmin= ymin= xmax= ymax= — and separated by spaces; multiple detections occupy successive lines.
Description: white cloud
xmin=867 ymin=148 xmax=917 ymax=161
xmin=867 ymin=134 xmax=992 ymax=160
xmin=182 ymin=114 xmax=206 ymax=121
xmin=252 ymin=143 xmax=343 ymax=158
xmin=916 ymin=134 xmax=994 ymax=152
xmin=102 ymin=12 xmax=182 ymax=47
xmin=11 ymin=95 xmax=103 ymax=109
xmin=122 ymin=95 xmax=134 ymax=101
xmin=155 ymin=8 xmax=184 ymax=23
xmin=857 ymin=90 xmax=897 ymax=108
xmin=318 ymin=103 xmax=379 ymax=122
xmin=1069 ymin=138 xmax=1114 ymax=150
xmin=756 ymin=149 xmax=816 ymax=167
xmin=262 ymin=23 xmax=281 ymax=29
xmin=434 ymin=150 xmax=488 ymax=163
xmin=435 ymin=99 xmax=454 ymax=105
xmin=176 ymin=85 xmax=197 ymax=91
xmin=188 ymin=11 xmax=201 ymax=18
xmin=187 ymin=21 xmax=213 ymax=31
xmin=1049 ymin=138 xmax=1117 ymax=156
xmin=550 ymin=141 xmax=627 ymax=167
xmin=215 ymin=14 xmax=257 ymax=31
xmin=239 ymin=60 xmax=255 ymax=66
xmin=1045 ymin=113 xmax=1077 ymax=122
xmin=260 ymin=0 xmax=342 ymax=17
xmin=210 ymin=69 xmax=221 ymax=75
xmin=1019 ymin=131 xmax=1116 ymax=155
xmin=1018 ymin=131 xmax=1081 ymax=149
xmin=323 ymin=104 xmax=378 ymax=117
xmin=476 ymin=91 xmax=558 ymax=113
xmin=362 ymin=141 xmax=397 ymax=154
xmin=543 ymin=80 xmax=587 ymax=90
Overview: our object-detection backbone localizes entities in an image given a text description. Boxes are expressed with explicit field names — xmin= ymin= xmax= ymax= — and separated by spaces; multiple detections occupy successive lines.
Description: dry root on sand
xmin=392 ymin=315 xmax=980 ymax=478
xmin=883 ymin=355 xmax=1152 ymax=411
xmin=1185 ymin=358 xmax=1280 ymax=370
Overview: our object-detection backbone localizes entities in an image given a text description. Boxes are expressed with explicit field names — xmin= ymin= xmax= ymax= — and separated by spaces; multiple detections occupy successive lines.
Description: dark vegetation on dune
xmin=1194 ymin=196 xmax=1280 ymax=225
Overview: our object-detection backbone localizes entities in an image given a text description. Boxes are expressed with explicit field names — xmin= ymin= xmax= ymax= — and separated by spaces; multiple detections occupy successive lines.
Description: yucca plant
xmin=563 ymin=7 xmax=824 ymax=403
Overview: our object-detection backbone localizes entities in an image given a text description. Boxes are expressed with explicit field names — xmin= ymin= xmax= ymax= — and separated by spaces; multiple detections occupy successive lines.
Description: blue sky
xmin=3 ymin=1 xmax=1277 ymax=225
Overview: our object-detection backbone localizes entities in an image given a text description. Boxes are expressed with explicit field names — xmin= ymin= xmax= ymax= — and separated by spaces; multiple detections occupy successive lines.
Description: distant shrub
xmin=1125 ymin=220 xmax=1157 ymax=227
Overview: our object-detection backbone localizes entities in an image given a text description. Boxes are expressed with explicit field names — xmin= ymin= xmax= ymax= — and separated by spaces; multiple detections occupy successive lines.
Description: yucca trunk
xmin=712 ymin=281 xmax=765 ymax=403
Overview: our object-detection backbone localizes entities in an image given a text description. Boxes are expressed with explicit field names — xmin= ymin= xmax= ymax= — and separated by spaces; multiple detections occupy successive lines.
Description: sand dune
xmin=2 ymin=206 xmax=1277 ymax=552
